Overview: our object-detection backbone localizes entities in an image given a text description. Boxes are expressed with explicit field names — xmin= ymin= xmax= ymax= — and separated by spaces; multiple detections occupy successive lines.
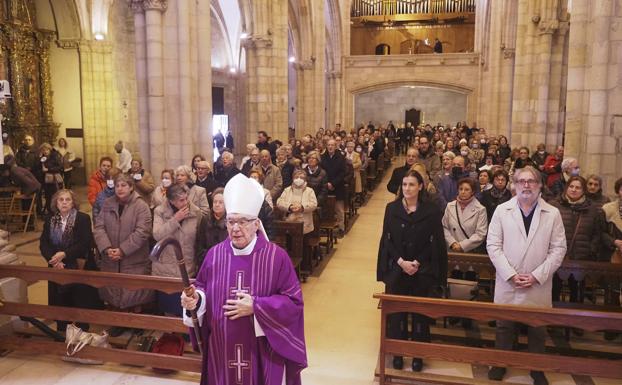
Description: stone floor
xmin=1 ymin=162 xmax=621 ymax=385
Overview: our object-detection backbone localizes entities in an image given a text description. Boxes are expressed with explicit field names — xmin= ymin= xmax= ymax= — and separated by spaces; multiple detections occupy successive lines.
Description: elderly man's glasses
xmin=226 ymin=217 xmax=257 ymax=227
xmin=517 ymin=179 xmax=538 ymax=186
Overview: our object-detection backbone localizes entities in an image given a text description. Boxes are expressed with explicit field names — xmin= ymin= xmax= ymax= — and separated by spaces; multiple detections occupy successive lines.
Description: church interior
xmin=0 ymin=0 xmax=621 ymax=384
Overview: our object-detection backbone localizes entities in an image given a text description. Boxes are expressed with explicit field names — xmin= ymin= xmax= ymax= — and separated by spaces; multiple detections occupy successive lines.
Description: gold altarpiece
xmin=0 ymin=0 xmax=59 ymax=148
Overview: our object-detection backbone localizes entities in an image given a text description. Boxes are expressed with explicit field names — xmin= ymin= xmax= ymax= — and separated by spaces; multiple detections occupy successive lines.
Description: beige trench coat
xmin=152 ymin=200 xmax=203 ymax=278
xmin=486 ymin=197 xmax=567 ymax=308
xmin=442 ymin=199 xmax=488 ymax=252
xmin=94 ymin=192 xmax=155 ymax=309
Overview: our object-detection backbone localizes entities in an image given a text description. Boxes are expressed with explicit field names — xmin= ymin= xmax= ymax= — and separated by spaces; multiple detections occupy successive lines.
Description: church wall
xmin=355 ymin=86 xmax=467 ymax=127
xmin=343 ymin=53 xmax=479 ymax=130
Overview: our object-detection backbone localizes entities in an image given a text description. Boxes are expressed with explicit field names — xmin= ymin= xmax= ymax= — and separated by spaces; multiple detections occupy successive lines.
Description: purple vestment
xmin=190 ymin=234 xmax=307 ymax=385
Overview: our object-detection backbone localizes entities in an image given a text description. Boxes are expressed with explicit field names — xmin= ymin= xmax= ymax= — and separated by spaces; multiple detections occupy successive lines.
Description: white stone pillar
xmin=132 ymin=3 xmax=149 ymax=168
xmin=177 ymin=0 xmax=194 ymax=159
xmin=143 ymin=0 xmax=167 ymax=174
xmin=196 ymin=0 xmax=213 ymax=161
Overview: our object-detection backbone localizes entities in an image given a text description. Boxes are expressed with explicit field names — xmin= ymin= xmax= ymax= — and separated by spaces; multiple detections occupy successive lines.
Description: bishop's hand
xmin=223 ymin=292 xmax=254 ymax=320
xmin=181 ymin=286 xmax=199 ymax=310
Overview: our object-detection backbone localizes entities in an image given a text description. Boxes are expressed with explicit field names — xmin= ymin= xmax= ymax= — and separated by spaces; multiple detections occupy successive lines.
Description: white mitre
xmin=224 ymin=174 xmax=269 ymax=239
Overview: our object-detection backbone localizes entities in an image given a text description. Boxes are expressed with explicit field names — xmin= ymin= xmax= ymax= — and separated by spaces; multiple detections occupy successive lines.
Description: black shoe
xmin=392 ymin=356 xmax=404 ymax=370
xmin=411 ymin=358 xmax=423 ymax=372
xmin=488 ymin=366 xmax=506 ymax=381
xmin=530 ymin=371 xmax=548 ymax=385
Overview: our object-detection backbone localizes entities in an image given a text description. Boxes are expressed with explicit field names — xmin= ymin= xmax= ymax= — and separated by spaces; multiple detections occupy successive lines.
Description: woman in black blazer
xmin=40 ymin=189 xmax=102 ymax=331
xmin=377 ymin=169 xmax=448 ymax=372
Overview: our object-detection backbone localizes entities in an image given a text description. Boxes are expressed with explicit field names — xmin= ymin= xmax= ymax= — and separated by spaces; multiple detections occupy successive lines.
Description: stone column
xmin=196 ymin=0 xmax=213 ymax=160
xmin=245 ymin=0 xmax=289 ymax=141
xmin=565 ymin=0 xmax=620 ymax=192
xmin=79 ymin=40 xmax=116 ymax=173
xmin=143 ymin=0 xmax=167 ymax=174
xmin=177 ymin=0 xmax=194 ymax=159
xmin=132 ymin=2 xmax=150 ymax=167
xmin=327 ymin=71 xmax=343 ymax=130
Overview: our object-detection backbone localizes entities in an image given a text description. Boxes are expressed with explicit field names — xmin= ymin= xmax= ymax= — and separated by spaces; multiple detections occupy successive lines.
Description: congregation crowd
xmin=1 ymin=120 xmax=621 ymax=385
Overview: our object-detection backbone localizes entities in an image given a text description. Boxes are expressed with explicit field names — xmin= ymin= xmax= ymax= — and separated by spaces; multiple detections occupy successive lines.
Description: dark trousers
xmin=48 ymin=280 xmax=103 ymax=331
xmin=495 ymin=320 xmax=546 ymax=354
xmin=62 ymin=170 xmax=72 ymax=189
xmin=552 ymin=273 xmax=582 ymax=302
xmin=385 ymin=274 xmax=434 ymax=350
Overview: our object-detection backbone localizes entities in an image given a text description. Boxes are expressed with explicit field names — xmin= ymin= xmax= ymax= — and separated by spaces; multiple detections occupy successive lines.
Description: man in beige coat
xmin=486 ymin=166 xmax=567 ymax=385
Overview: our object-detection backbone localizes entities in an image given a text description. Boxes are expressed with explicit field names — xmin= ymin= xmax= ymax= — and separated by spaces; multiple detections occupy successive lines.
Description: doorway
xmin=405 ymin=108 xmax=421 ymax=128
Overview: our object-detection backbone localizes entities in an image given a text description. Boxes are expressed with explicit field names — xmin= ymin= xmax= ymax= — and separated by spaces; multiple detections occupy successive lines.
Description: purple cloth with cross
xmin=191 ymin=234 xmax=307 ymax=385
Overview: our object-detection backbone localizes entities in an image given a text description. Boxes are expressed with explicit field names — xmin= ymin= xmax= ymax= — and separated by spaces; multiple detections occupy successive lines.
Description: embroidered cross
xmin=230 ymin=271 xmax=250 ymax=298
xmin=228 ymin=344 xmax=250 ymax=384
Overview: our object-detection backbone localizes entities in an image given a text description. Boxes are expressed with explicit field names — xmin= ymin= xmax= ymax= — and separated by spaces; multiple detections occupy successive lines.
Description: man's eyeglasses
xmin=226 ymin=217 xmax=257 ymax=227
xmin=516 ymin=179 xmax=538 ymax=186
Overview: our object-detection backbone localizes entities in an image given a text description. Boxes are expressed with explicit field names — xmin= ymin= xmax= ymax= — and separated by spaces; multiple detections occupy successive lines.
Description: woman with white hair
xmin=241 ymin=143 xmax=258 ymax=168
xmin=174 ymin=165 xmax=209 ymax=215
xmin=551 ymin=157 xmax=580 ymax=198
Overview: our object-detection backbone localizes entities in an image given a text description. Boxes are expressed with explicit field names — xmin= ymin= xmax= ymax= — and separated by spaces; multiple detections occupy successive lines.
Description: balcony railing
xmin=351 ymin=0 xmax=476 ymax=17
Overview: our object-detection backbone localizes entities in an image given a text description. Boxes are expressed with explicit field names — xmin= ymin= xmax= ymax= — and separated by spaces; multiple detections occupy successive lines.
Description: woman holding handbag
xmin=39 ymin=189 xmax=102 ymax=332
xmin=376 ymin=169 xmax=447 ymax=372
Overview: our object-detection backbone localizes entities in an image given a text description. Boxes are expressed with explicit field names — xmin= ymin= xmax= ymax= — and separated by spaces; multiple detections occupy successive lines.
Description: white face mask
xmin=293 ymin=178 xmax=305 ymax=187
xmin=461 ymin=150 xmax=469 ymax=156
xmin=162 ymin=178 xmax=172 ymax=188
xmin=106 ymin=180 xmax=115 ymax=189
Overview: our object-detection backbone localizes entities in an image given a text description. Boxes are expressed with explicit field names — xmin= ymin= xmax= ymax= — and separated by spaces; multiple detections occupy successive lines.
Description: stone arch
xmin=351 ymin=80 xmax=474 ymax=96
xmin=210 ymin=3 xmax=235 ymax=69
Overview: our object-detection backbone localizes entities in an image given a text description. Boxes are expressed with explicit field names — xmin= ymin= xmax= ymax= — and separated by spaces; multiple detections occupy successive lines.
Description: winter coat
xmin=346 ymin=151 xmax=363 ymax=193
xmin=87 ymin=170 xmax=107 ymax=206
xmin=442 ymin=199 xmax=488 ymax=252
xmin=479 ymin=187 xmax=512 ymax=222
xmin=260 ymin=163 xmax=283 ymax=201
xmin=93 ymin=192 xmax=154 ymax=309
xmin=377 ymin=198 xmax=447 ymax=289
xmin=487 ymin=197 xmax=567 ymax=307
xmin=152 ymin=201 xmax=203 ymax=278
xmin=40 ymin=211 xmax=93 ymax=270
xmin=305 ymin=166 xmax=328 ymax=206
xmin=551 ymin=196 xmax=600 ymax=261
xmin=187 ymin=184 xmax=210 ymax=215
xmin=599 ymin=200 xmax=622 ymax=262
xmin=195 ymin=213 xmax=228 ymax=268
xmin=321 ymin=151 xmax=347 ymax=200
xmin=129 ymin=169 xmax=156 ymax=203
xmin=277 ymin=185 xmax=318 ymax=234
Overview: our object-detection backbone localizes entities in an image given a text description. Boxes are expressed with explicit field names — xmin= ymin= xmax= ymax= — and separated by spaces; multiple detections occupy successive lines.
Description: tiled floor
xmin=1 ymin=164 xmax=621 ymax=385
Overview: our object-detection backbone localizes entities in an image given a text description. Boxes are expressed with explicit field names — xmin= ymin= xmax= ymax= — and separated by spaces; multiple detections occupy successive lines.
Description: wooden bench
xmin=0 ymin=265 xmax=201 ymax=373
xmin=447 ymin=251 xmax=622 ymax=306
xmin=374 ymin=293 xmax=622 ymax=385
xmin=366 ymin=159 xmax=377 ymax=191
xmin=272 ymin=220 xmax=306 ymax=281
xmin=319 ymin=195 xmax=337 ymax=252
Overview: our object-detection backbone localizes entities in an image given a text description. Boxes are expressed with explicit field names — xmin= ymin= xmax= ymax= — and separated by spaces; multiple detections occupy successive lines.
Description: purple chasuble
xmin=191 ymin=234 xmax=307 ymax=385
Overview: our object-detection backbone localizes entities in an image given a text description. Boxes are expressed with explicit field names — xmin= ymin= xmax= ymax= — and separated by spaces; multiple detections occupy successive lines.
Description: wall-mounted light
xmin=240 ymin=32 xmax=248 ymax=39
xmin=289 ymin=56 xmax=296 ymax=63
xmin=94 ymin=32 xmax=105 ymax=41
xmin=229 ymin=67 xmax=237 ymax=74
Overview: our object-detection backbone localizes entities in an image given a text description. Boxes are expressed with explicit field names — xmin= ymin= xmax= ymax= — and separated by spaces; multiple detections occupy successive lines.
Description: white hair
xmin=561 ymin=157 xmax=577 ymax=172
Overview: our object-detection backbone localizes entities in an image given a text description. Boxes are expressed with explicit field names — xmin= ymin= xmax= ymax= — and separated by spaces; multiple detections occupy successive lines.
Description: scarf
xmin=456 ymin=195 xmax=475 ymax=211
xmin=50 ymin=208 xmax=77 ymax=248
xmin=490 ymin=187 xmax=506 ymax=199
xmin=565 ymin=194 xmax=586 ymax=206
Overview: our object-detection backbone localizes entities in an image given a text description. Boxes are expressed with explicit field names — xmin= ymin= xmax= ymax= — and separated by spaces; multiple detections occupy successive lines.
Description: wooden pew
xmin=0 ymin=265 xmax=201 ymax=373
xmin=374 ymin=293 xmax=622 ymax=385
xmin=447 ymin=251 xmax=622 ymax=306
xmin=271 ymin=220 xmax=306 ymax=281
xmin=319 ymin=195 xmax=338 ymax=252
xmin=366 ymin=159 xmax=377 ymax=191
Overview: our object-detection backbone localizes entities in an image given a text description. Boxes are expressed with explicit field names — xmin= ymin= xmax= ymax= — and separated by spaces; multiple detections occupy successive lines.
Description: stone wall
xmin=355 ymin=86 xmax=467 ymax=127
